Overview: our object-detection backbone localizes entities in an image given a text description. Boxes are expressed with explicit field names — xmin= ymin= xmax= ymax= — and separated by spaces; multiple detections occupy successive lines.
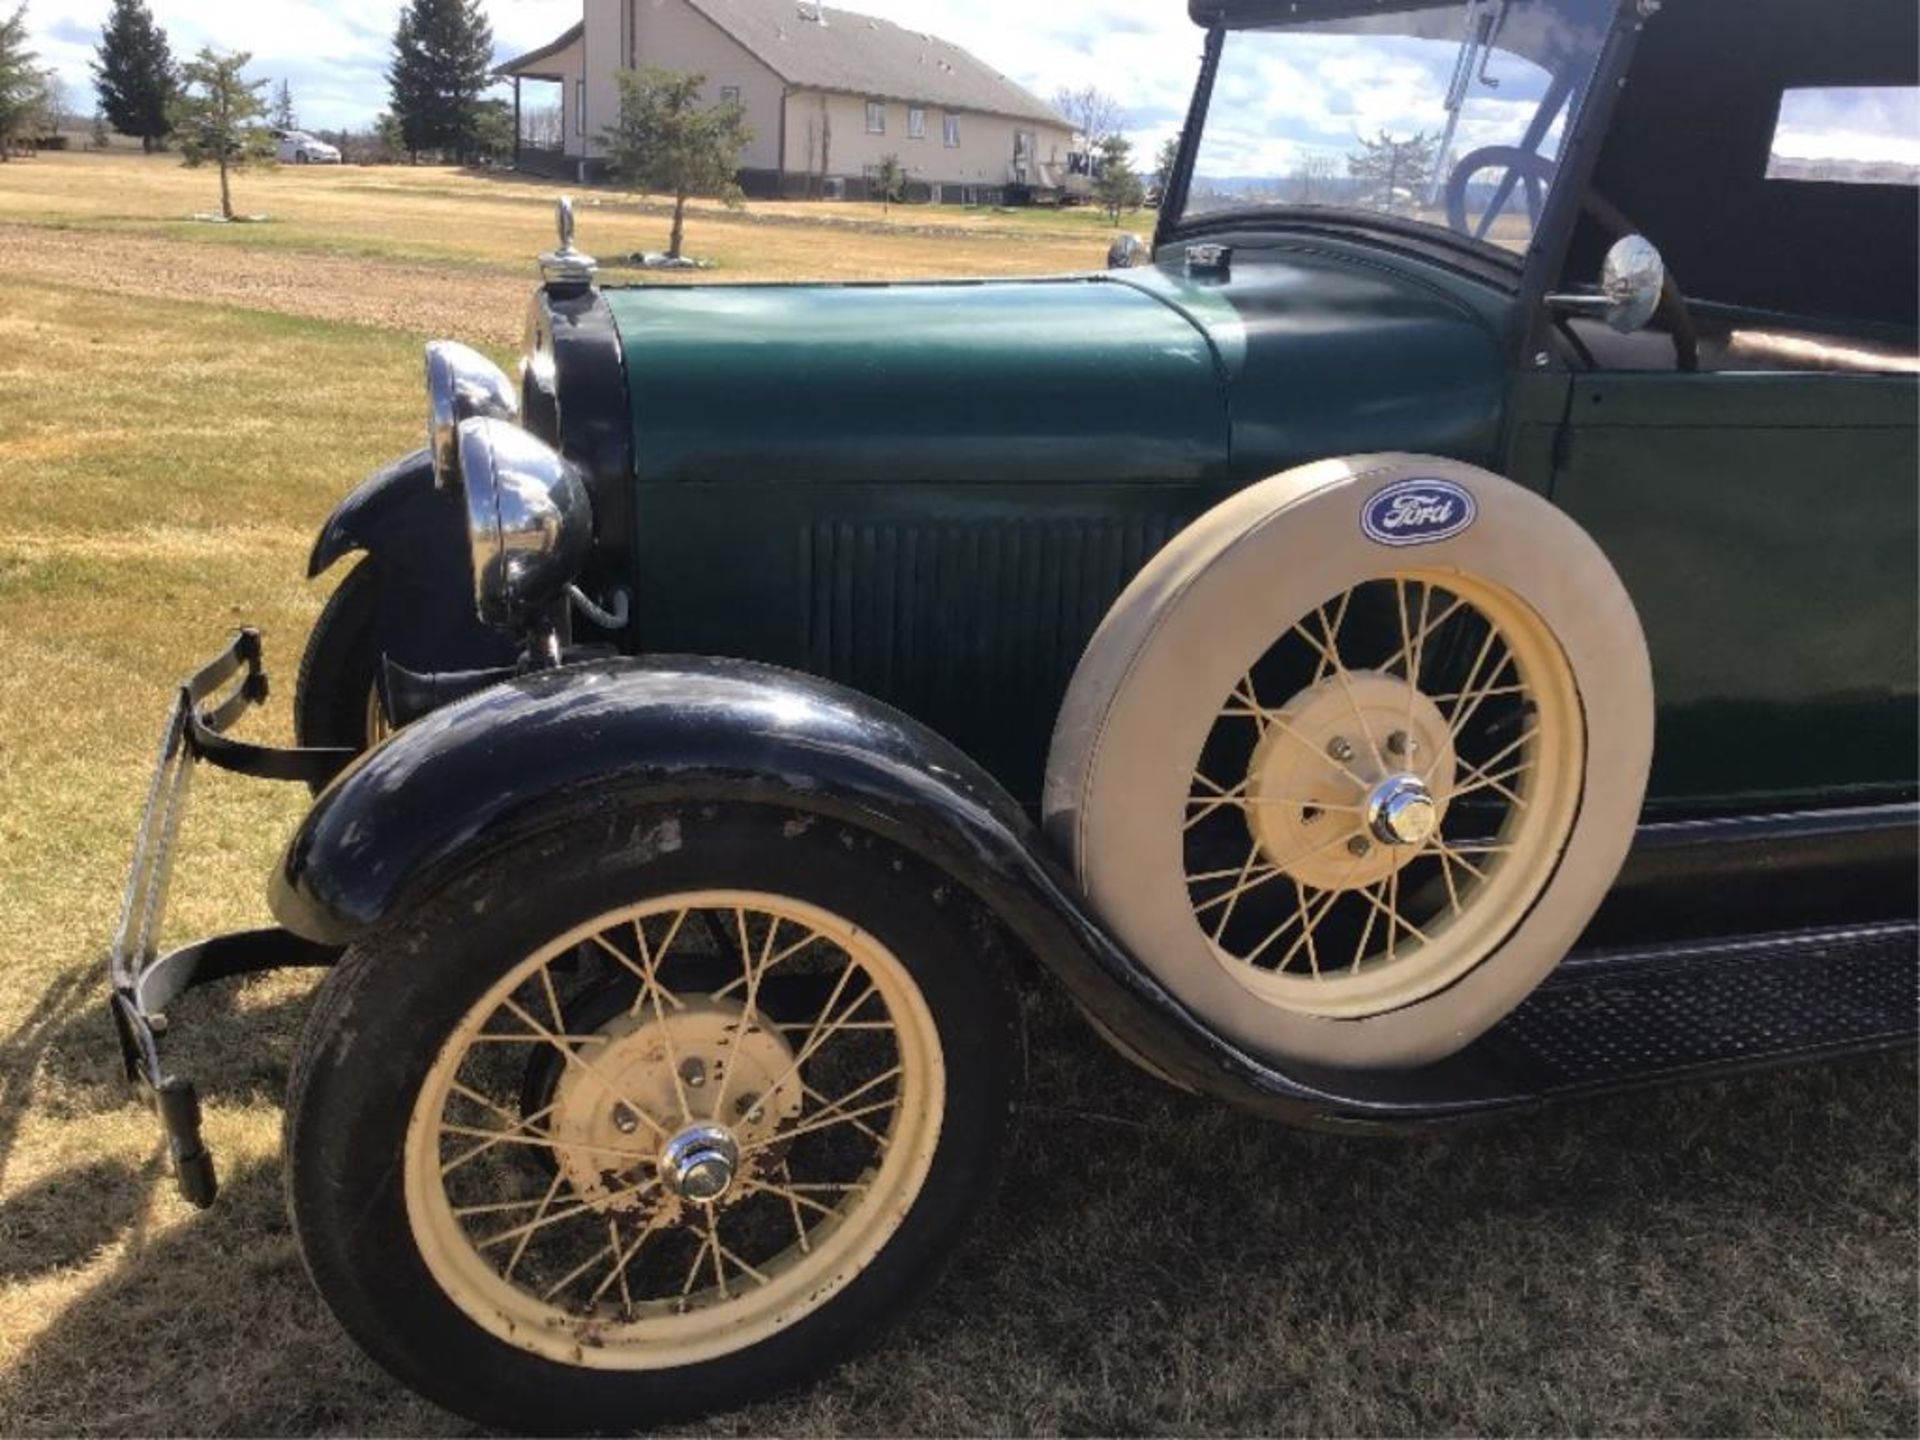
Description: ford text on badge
xmin=1362 ymin=478 xmax=1479 ymax=547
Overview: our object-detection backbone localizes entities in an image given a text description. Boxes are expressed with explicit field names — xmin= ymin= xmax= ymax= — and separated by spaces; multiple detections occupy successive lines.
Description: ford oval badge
xmin=1362 ymin=478 xmax=1478 ymax=548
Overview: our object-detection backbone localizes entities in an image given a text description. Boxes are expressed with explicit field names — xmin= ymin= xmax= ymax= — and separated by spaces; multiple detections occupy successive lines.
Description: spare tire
xmin=1045 ymin=454 xmax=1653 ymax=1070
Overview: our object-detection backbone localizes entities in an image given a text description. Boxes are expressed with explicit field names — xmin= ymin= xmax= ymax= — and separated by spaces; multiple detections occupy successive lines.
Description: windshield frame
xmin=1155 ymin=0 xmax=1639 ymax=292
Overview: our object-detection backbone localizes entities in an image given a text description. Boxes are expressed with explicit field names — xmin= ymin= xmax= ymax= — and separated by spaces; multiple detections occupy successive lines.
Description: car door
xmin=1552 ymin=369 xmax=1916 ymax=809
xmin=1544 ymin=2 xmax=1918 ymax=811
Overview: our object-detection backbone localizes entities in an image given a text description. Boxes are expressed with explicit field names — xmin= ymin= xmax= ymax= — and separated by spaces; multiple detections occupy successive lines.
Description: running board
xmin=1473 ymin=920 xmax=1918 ymax=1098
xmin=1280 ymin=921 xmax=1918 ymax=1124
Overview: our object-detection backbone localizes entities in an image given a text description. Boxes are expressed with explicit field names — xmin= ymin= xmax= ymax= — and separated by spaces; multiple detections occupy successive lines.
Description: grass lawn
xmin=0 ymin=152 xmax=1913 ymax=1437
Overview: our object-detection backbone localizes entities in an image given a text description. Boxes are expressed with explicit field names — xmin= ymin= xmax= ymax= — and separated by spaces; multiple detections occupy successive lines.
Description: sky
xmin=19 ymin=0 xmax=1917 ymax=173
xmin=21 ymin=1 xmax=1209 ymax=144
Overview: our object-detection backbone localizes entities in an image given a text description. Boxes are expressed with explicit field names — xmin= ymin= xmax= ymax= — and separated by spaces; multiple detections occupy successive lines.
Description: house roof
xmin=694 ymin=0 xmax=1065 ymax=125
xmin=502 ymin=2 xmax=1067 ymax=127
xmin=496 ymin=21 xmax=584 ymax=80
xmin=690 ymin=1 xmax=1064 ymax=125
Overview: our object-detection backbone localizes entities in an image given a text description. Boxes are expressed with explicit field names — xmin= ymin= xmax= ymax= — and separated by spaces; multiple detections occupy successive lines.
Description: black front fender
xmin=305 ymin=449 xmax=516 ymax=676
xmin=308 ymin=449 xmax=437 ymax=579
xmin=268 ymin=656 xmax=1619 ymax=1132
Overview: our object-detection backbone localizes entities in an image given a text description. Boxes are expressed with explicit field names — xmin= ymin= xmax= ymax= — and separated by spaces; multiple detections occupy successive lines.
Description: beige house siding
xmin=783 ymin=90 xmax=1072 ymax=194
xmin=555 ymin=0 xmax=1071 ymax=194
xmin=583 ymin=0 xmax=785 ymax=170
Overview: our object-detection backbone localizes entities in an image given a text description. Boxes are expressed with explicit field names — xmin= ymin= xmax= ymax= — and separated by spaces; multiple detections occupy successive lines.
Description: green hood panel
xmin=603 ymin=278 xmax=1231 ymax=486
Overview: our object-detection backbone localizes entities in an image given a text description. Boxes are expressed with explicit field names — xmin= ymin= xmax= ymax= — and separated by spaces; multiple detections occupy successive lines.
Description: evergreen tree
xmin=93 ymin=0 xmax=174 ymax=151
xmin=170 ymin=47 xmax=274 ymax=220
xmin=470 ymin=96 xmax=513 ymax=163
xmin=0 ymin=6 xmax=37 ymax=158
xmin=388 ymin=0 xmax=494 ymax=163
xmin=270 ymin=77 xmax=296 ymax=131
xmin=601 ymin=66 xmax=752 ymax=260
xmin=1093 ymin=134 xmax=1145 ymax=225
xmin=1154 ymin=134 xmax=1180 ymax=195
xmin=872 ymin=151 xmax=905 ymax=212
xmin=1347 ymin=130 xmax=1438 ymax=215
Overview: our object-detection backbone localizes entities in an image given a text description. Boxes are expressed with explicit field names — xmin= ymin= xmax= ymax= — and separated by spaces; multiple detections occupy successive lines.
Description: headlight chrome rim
xmin=427 ymin=341 xmax=520 ymax=490
xmin=457 ymin=418 xmax=593 ymax=631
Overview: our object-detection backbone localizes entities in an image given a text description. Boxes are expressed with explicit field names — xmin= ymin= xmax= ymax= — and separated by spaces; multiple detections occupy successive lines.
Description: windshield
xmin=1180 ymin=0 xmax=1617 ymax=255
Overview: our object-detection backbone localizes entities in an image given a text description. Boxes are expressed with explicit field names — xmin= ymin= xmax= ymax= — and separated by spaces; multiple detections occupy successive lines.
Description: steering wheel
xmin=1445 ymin=145 xmax=1556 ymax=244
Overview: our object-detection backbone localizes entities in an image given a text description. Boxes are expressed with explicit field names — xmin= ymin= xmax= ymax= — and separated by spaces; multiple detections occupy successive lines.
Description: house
xmin=496 ymin=0 xmax=1075 ymax=204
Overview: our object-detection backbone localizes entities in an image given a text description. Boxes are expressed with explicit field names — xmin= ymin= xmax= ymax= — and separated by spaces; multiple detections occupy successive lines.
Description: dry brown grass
xmin=0 ymin=153 xmax=1913 ymax=1438
xmin=0 ymin=152 xmax=1110 ymax=281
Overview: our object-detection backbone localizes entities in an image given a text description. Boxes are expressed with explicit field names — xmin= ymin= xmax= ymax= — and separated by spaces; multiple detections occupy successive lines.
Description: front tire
xmin=285 ymin=804 xmax=1022 ymax=1433
xmin=294 ymin=559 xmax=388 ymax=758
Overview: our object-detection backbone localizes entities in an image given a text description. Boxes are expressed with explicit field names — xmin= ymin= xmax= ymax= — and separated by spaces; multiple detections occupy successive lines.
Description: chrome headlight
xmin=426 ymin=340 xmax=519 ymax=489
xmin=457 ymin=418 xmax=593 ymax=629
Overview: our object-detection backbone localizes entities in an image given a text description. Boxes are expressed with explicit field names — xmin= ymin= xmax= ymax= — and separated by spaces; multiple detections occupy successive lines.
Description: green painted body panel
xmin=606 ymin=246 xmax=1512 ymax=804
xmin=1553 ymin=371 xmax=1919 ymax=807
xmin=606 ymin=278 xmax=1230 ymax=487
xmin=600 ymin=244 xmax=1915 ymax=813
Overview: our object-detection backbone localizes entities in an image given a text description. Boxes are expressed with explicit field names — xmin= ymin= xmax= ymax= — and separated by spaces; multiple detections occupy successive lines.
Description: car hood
xmin=602 ymin=244 xmax=1507 ymax=489
xmin=603 ymin=276 xmax=1232 ymax=486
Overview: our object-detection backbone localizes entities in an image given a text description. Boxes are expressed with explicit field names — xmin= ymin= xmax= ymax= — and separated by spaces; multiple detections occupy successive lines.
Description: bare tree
xmin=1292 ymin=151 xmax=1338 ymax=204
xmin=1051 ymin=84 xmax=1123 ymax=150
xmin=522 ymin=102 xmax=562 ymax=150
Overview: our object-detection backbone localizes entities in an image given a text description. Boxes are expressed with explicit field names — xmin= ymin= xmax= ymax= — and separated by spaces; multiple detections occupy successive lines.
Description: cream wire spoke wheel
xmin=1046 ymin=454 xmax=1653 ymax=1069
xmin=364 ymin=684 xmax=392 ymax=746
xmin=403 ymin=890 xmax=944 ymax=1370
xmin=1182 ymin=570 xmax=1582 ymax=1019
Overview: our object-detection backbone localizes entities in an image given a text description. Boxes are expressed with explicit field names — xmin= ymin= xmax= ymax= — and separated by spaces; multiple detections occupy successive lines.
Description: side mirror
xmin=1107 ymin=233 xmax=1151 ymax=270
xmin=1548 ymin=234 xmax=1666 ymax=334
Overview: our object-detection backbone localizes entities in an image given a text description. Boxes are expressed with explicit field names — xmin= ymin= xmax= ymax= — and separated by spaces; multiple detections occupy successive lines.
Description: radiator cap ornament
xmin=539 ymin=196 xmax=599 ymax=293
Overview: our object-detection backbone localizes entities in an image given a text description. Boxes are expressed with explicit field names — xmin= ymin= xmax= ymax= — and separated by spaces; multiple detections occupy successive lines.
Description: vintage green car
xmin=110 ymin=0 xmax=1915 ymax=1430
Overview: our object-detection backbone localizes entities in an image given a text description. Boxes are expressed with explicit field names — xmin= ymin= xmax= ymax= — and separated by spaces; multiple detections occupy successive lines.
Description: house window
xmin=943 ymin=114 xmax=961 ymax=148
xmin=866 ymin=101 xmax=886 ymax=134
xmin=720 ymin=85 xmax=741 ymax=106
xmin=574 ymin=79 xmax=585 ymax=137
xmin=907 ymin=106 xmax=926 ymax=140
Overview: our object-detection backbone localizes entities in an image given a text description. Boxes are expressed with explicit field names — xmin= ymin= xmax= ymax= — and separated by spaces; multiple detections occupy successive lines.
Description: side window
xmin=574 ymin=80 xmax=585 ymax=137
xmin=1767 ymin=87 xmax=1920 ymax=185
xmin=943 ymin=115 xmax=961 ymax=148
xmin=907 ymin=106 xmax=926 ymax=140
xmin=866 ymin=101 xmax=886 ymax=135
xmin=1564 ymin=57 xmax=1917 ymax=373
xmin=719 ymin=85 xmax=742 ymax=107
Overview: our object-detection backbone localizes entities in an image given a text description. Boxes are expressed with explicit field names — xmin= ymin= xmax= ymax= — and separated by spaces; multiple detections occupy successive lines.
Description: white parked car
xmin=274 ymin=130 xmax=341 ymax=165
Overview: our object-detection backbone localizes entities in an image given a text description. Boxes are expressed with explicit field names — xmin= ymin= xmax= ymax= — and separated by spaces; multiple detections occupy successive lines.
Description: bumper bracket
xmin=108 ymin=631 xmax=353 ymax=1206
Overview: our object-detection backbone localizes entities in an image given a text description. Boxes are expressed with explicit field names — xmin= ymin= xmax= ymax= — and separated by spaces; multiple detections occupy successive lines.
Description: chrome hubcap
xmin=660 ymin=1124 xmax=740 ymax=1203
xmin=1367 ymin=773 xmax=1439 ymax=847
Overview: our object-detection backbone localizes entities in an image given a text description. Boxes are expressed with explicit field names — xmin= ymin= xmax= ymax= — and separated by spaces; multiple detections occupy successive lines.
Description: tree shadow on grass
xmin=3 ymin=985 xmax=1913 ymax=1437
